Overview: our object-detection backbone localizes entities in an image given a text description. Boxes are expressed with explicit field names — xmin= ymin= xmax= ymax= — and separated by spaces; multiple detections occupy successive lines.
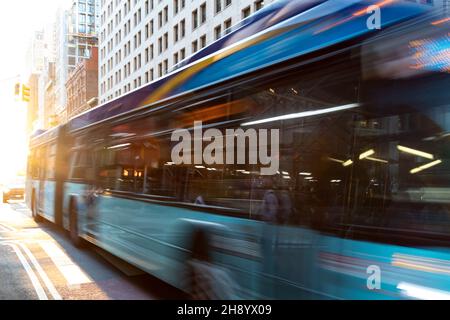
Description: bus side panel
xmin=266 ymin=226 xmax=325 ymax=299
xmin=77 ymin=195 xmax=262 ymax=296
xmin=40 ymin=180 xmax=56 ymax=222
xmin=78 ymin=195 xmax=190 ymax=289
xmin=77 ymin=194 xmax=327 ymax=299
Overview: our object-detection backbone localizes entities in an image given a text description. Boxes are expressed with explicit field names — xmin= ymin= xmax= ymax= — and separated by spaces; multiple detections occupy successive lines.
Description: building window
xmin=192 ymin=40 xmax=198 ymax=53
xmin=225 ymin=0 xmax=232 ymax=7
xmin=158 ymin=63 xmax=163 ymax=77
xmin=180 ymin=19 xmax=186 ymax=38
xmin=242 ymin=6 xmax=251 ymax=19
xmin=254 ymin=0 xmax=264 ymax=11
xmin=200 ymin=3 xmax=206 ymax=24
xmin=214 ymin=25 xmax=221 ymax=40
xmin=158 ymin=11 xmax=163 ymax=28
xmin=164 ymin=32 xmax=168 ymax=50
xmin=146 ymin=21 xmax=153 ymax=39
xmin=174 ymin=25 xmax=179 ymax=43
xmin=174 ymin=0 xmax=179 ymax=15
xmin=163 ymin=59 xmax=168 ymax=74
xmin=164 ymin=6 xmax=168 ymax=23
xmin=215 ymin=0 xmax=221 ymax=13
xmin=224 ymin=18 xmax=232 ymax=34
xmin=192 ymin=9 xmax=198 ymax=30
xmin=200 ymin=34 xmax=206 ymax=48
xmin=145 ymin=0 xmax=150 ymax=14
xmin=180 ymin=48 xmax=186 ymax=60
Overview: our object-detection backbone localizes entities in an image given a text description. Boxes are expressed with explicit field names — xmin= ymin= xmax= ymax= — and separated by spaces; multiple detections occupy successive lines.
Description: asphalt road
xmin=0 ymin=201 xmax=183 ymax=300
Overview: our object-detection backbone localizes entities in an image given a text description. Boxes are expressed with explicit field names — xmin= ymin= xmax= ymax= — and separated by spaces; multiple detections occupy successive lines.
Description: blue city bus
xmin=26 ymin=0 xmax=450 ymax=299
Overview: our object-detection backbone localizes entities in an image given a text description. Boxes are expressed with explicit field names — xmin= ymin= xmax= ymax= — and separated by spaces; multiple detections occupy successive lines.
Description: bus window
xmin=140 ymin=139 xmax=179 ymax=198
xmin=183 ymin=163 xmax=257 ymax=213
xmin=343 ymin=78 xmax=450 ymax=242
xmin=226 ymin=51 xmax=361 ymax=226
xmin=69 ymin=149 xmax=94 ymax=181
xmin=91 ymin=128 xmax=179 ymax=198
xmin=95 ymin=143 xmax=134 ymax=191
xmin=152 ymin=52 xmax=362 ymax=219
xmin=170 ymin=43 xmax=449 ymax=245
xmin=47 ymin=144 xmax=57 ymax=180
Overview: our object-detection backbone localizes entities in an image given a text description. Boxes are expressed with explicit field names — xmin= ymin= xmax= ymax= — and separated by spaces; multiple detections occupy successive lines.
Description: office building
xmin=99 ymin=0 xmax=272 ymax=104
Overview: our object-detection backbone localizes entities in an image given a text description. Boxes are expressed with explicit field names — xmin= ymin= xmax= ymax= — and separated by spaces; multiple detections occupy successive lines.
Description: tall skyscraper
xmin=24 ymin=19 xmax=57 ymax=133
xmin=54 ymin=0 xmax=101 ymax=124
xmin=25 ymin=31 xmax=46 ymax=76
xmin=98 ymin=0 xmax=273 ymax=104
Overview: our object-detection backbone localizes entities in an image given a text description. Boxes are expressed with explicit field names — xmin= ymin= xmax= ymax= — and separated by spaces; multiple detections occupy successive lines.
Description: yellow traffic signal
xmin=14 ymin=83 xmax=20 ymax=96
xmin=22 ymin=84 xmax=30 ymax=102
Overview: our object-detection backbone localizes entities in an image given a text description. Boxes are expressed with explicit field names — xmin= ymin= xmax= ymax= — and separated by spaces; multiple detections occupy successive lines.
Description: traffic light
xmin=14 ymin=83 xmax=20 ymax=96
xmin=22 ymin=84 xmax=30 ymax=102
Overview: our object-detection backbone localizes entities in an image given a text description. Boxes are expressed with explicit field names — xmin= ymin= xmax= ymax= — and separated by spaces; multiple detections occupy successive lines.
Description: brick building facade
xmin=66 ymin=47 xmax=99 ymax=120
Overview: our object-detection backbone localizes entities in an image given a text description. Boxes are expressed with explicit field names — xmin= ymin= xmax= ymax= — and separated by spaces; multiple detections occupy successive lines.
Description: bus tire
xmin=69 ymin=197 xmax=85 ymax=248
xmin=31 ymin=191 xmax=42 ymax=223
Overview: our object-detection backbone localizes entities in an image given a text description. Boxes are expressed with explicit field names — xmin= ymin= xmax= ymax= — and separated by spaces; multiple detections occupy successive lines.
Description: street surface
xmin=0 ymin=201 xmax=182 ymax=300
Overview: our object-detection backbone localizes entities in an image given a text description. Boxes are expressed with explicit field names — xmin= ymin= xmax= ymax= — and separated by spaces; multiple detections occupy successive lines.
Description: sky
xmin=0 ymin=0 xmax=71 ymax=182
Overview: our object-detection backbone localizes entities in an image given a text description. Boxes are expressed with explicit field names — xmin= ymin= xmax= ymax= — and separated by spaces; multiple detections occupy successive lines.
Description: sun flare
xmin=0 ymin=98 xmax=28 ymax=183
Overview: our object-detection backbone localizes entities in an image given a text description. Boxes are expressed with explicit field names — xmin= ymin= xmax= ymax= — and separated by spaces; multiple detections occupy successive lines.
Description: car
xmin=2 ymin=177 xmax=25 ymax=203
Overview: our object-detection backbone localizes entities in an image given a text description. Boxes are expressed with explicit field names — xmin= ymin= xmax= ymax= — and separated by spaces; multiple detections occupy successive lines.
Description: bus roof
xmin=171 ymin=0 xmax=327 ymax=71
xmin=56 ymin=0 xmax=433 ymax=134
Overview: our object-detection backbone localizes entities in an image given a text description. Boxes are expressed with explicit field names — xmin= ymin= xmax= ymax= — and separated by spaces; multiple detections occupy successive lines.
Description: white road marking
xmin=17 ymin=242 xmax=62 ymax=300
xmin=3 ymin=243 xmax=48 ymax=300
xmin=39 ymin=240 xmax=92 ymax=286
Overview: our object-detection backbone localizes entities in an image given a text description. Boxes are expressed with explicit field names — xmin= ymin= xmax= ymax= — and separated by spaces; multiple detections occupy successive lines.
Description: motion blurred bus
xmin=26 ymin=0 xmax=450 ymax=299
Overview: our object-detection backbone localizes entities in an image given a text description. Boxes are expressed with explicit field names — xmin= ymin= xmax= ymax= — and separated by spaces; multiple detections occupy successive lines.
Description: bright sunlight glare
xmin=0 ymin=0 xmax=71 ymax=183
